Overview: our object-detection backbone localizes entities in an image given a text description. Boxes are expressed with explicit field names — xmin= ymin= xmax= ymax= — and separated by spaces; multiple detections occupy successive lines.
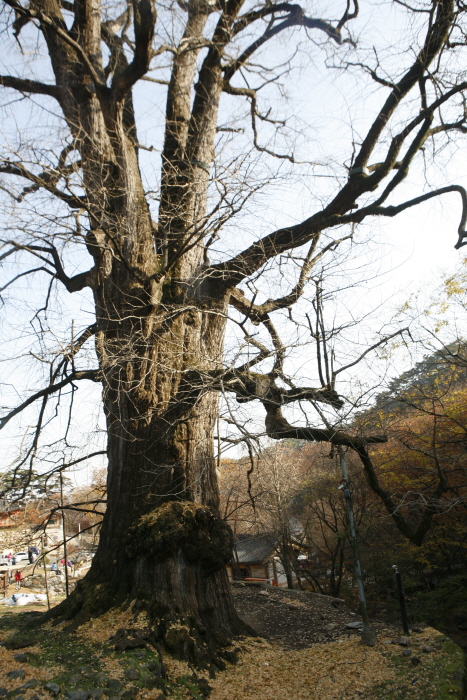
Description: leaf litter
xmin=0 ymin=589 xmax=462 ymax=700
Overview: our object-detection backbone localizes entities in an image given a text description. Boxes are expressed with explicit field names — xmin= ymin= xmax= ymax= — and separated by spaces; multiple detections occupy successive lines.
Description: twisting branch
xmin=234 ymin=333 xmax=275 ymax=373
xmin=262 ymin=316 xmax=285 ymax=378
xmin=263 ymin=404 xmax=386 ymax=445
xmin=231 ymin=3 xmax=350 ymax=44
xmin=262 ymin=400 xmax=436 ymax=545
xmin=223 ymin=83 xmax=295 ymax=162
xmin=349 ymin=186 xmax=467 ymax=249
xmin=186 ymin=367 xmax=343 ymax=408
xmin=336 ymin=0 xmax=359 ymax=30
xmin=356 ymin=444 xmax=447 ymax=546
xmin=229 ymin=234 xmax=352 ymax=321
xmin=227 ymin=1 xmax=355 ymax=80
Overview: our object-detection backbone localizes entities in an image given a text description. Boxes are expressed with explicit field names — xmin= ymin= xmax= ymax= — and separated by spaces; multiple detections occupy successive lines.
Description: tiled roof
xmin=233 ymin=533 xmax=277 ymax=564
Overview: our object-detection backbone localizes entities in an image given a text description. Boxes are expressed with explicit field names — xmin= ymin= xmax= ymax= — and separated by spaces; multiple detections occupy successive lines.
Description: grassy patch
xmin=365 ymin=635 xmax=466 ymax=699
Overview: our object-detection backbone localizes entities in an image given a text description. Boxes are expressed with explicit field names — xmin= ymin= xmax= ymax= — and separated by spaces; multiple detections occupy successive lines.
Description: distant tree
xmin=355 ymin=343 xmax=467 ymax=546
xmin=0 ymin=468 xmax=69 ymax=507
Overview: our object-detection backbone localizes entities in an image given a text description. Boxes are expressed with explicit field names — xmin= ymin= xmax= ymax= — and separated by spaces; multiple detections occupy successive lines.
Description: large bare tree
xmin=1 ymin=0 xmax=467 ymax=665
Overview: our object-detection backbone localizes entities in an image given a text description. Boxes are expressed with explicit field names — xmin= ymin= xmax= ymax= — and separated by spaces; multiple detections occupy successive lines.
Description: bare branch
xmin=0 ymin=266 xmax=55 ymax=293
xmin=353 ymin=185 xmax=467 ymax=249
xmin=39 ymin=449 xmax=107 ymax=479
xmin=228 ymin=0 xmax=355 ymax=80
xmin=356 ymin=444 xmax=446 ymax=546
xmin=333 ymin=328 xmax=410 ymax=379
xmin=352 ymin=0 xmax=455 ymax=170
xmin=0 ymin=161 xmax=86 ymax=209
xmin=264 ymin=404 xmax=386 ymax=446
xmin=336 ymin=0 xmax=359 ymax=30
xmin=229 ymin=234 xmax=351 ymax=320
xmin=216 ymin=369 xmax=344 ymax=408
xmin=0 ymin=370 xmax=100 ymax=431
xmin=214 ymin=181 xmax=467 ymax=287
xmin=0 ymin=75 xmax=60 ymax=99
xmin=234 ymin=334 xmax=275 ymax=373
xmin=223 ymin=82 xmax=295 ymax=162
xmin=1 ymin=241 xmax=94 ymax=293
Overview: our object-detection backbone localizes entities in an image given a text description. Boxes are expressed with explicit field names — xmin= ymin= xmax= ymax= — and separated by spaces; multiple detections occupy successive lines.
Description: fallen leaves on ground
xmin=0 ymin=644 xmax=64 ymax=700
xmin=210 ymin=628 xmax=446 ymax=700
xmin=0 ymin=587 xmax=460 ymax=700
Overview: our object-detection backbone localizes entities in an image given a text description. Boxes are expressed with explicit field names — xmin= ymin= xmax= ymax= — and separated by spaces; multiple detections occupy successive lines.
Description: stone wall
xmin=0 ymin=525 xmax=63 ymax=553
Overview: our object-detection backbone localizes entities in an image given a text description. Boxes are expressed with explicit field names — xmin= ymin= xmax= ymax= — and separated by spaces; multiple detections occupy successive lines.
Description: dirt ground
xmin=231 ymin=581 xmax=392 ymax=648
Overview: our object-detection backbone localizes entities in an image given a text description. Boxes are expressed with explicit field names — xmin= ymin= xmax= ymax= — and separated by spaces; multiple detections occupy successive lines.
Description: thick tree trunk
xmin=46 ymin=297 xmax=249 ymax=665
xmin=39 ymin=115 xmax=247 ymax=663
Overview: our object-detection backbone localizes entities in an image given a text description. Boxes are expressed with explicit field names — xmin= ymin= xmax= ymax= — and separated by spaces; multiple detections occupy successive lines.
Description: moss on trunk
xmin=41 ymin=500 xmax=250 ymax=669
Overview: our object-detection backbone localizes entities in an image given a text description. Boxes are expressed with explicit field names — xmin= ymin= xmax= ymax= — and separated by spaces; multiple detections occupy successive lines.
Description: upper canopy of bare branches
xmin=0 ymin=0 xmax=466 ymax=497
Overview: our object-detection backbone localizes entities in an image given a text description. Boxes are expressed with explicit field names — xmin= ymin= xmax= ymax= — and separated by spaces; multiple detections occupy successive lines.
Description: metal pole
xmin=60 ymin=473 xmax=69 ymax=598
xmin=337 ymin=445 xmax=376 ymax=646
xmin=392 ymin=565 xmax=410 ymax=635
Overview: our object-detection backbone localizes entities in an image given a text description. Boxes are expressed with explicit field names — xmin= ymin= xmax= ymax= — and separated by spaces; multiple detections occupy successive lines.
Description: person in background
xmin=29 ymin=546 xmax=39 ymax=565
xmin=11 ymin=556 xmax=16 ymax=566
xmin=14 ymin=570 xmax=22 ymax=590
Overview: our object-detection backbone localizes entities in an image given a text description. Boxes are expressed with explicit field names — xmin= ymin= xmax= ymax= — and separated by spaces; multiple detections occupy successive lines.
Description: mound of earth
xmin=231 ymin=581 xmax=394 ymax=649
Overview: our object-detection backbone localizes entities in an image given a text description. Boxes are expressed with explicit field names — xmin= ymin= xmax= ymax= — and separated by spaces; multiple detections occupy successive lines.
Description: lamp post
xmin=337 ymin=445 xmax=376 ymax=646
